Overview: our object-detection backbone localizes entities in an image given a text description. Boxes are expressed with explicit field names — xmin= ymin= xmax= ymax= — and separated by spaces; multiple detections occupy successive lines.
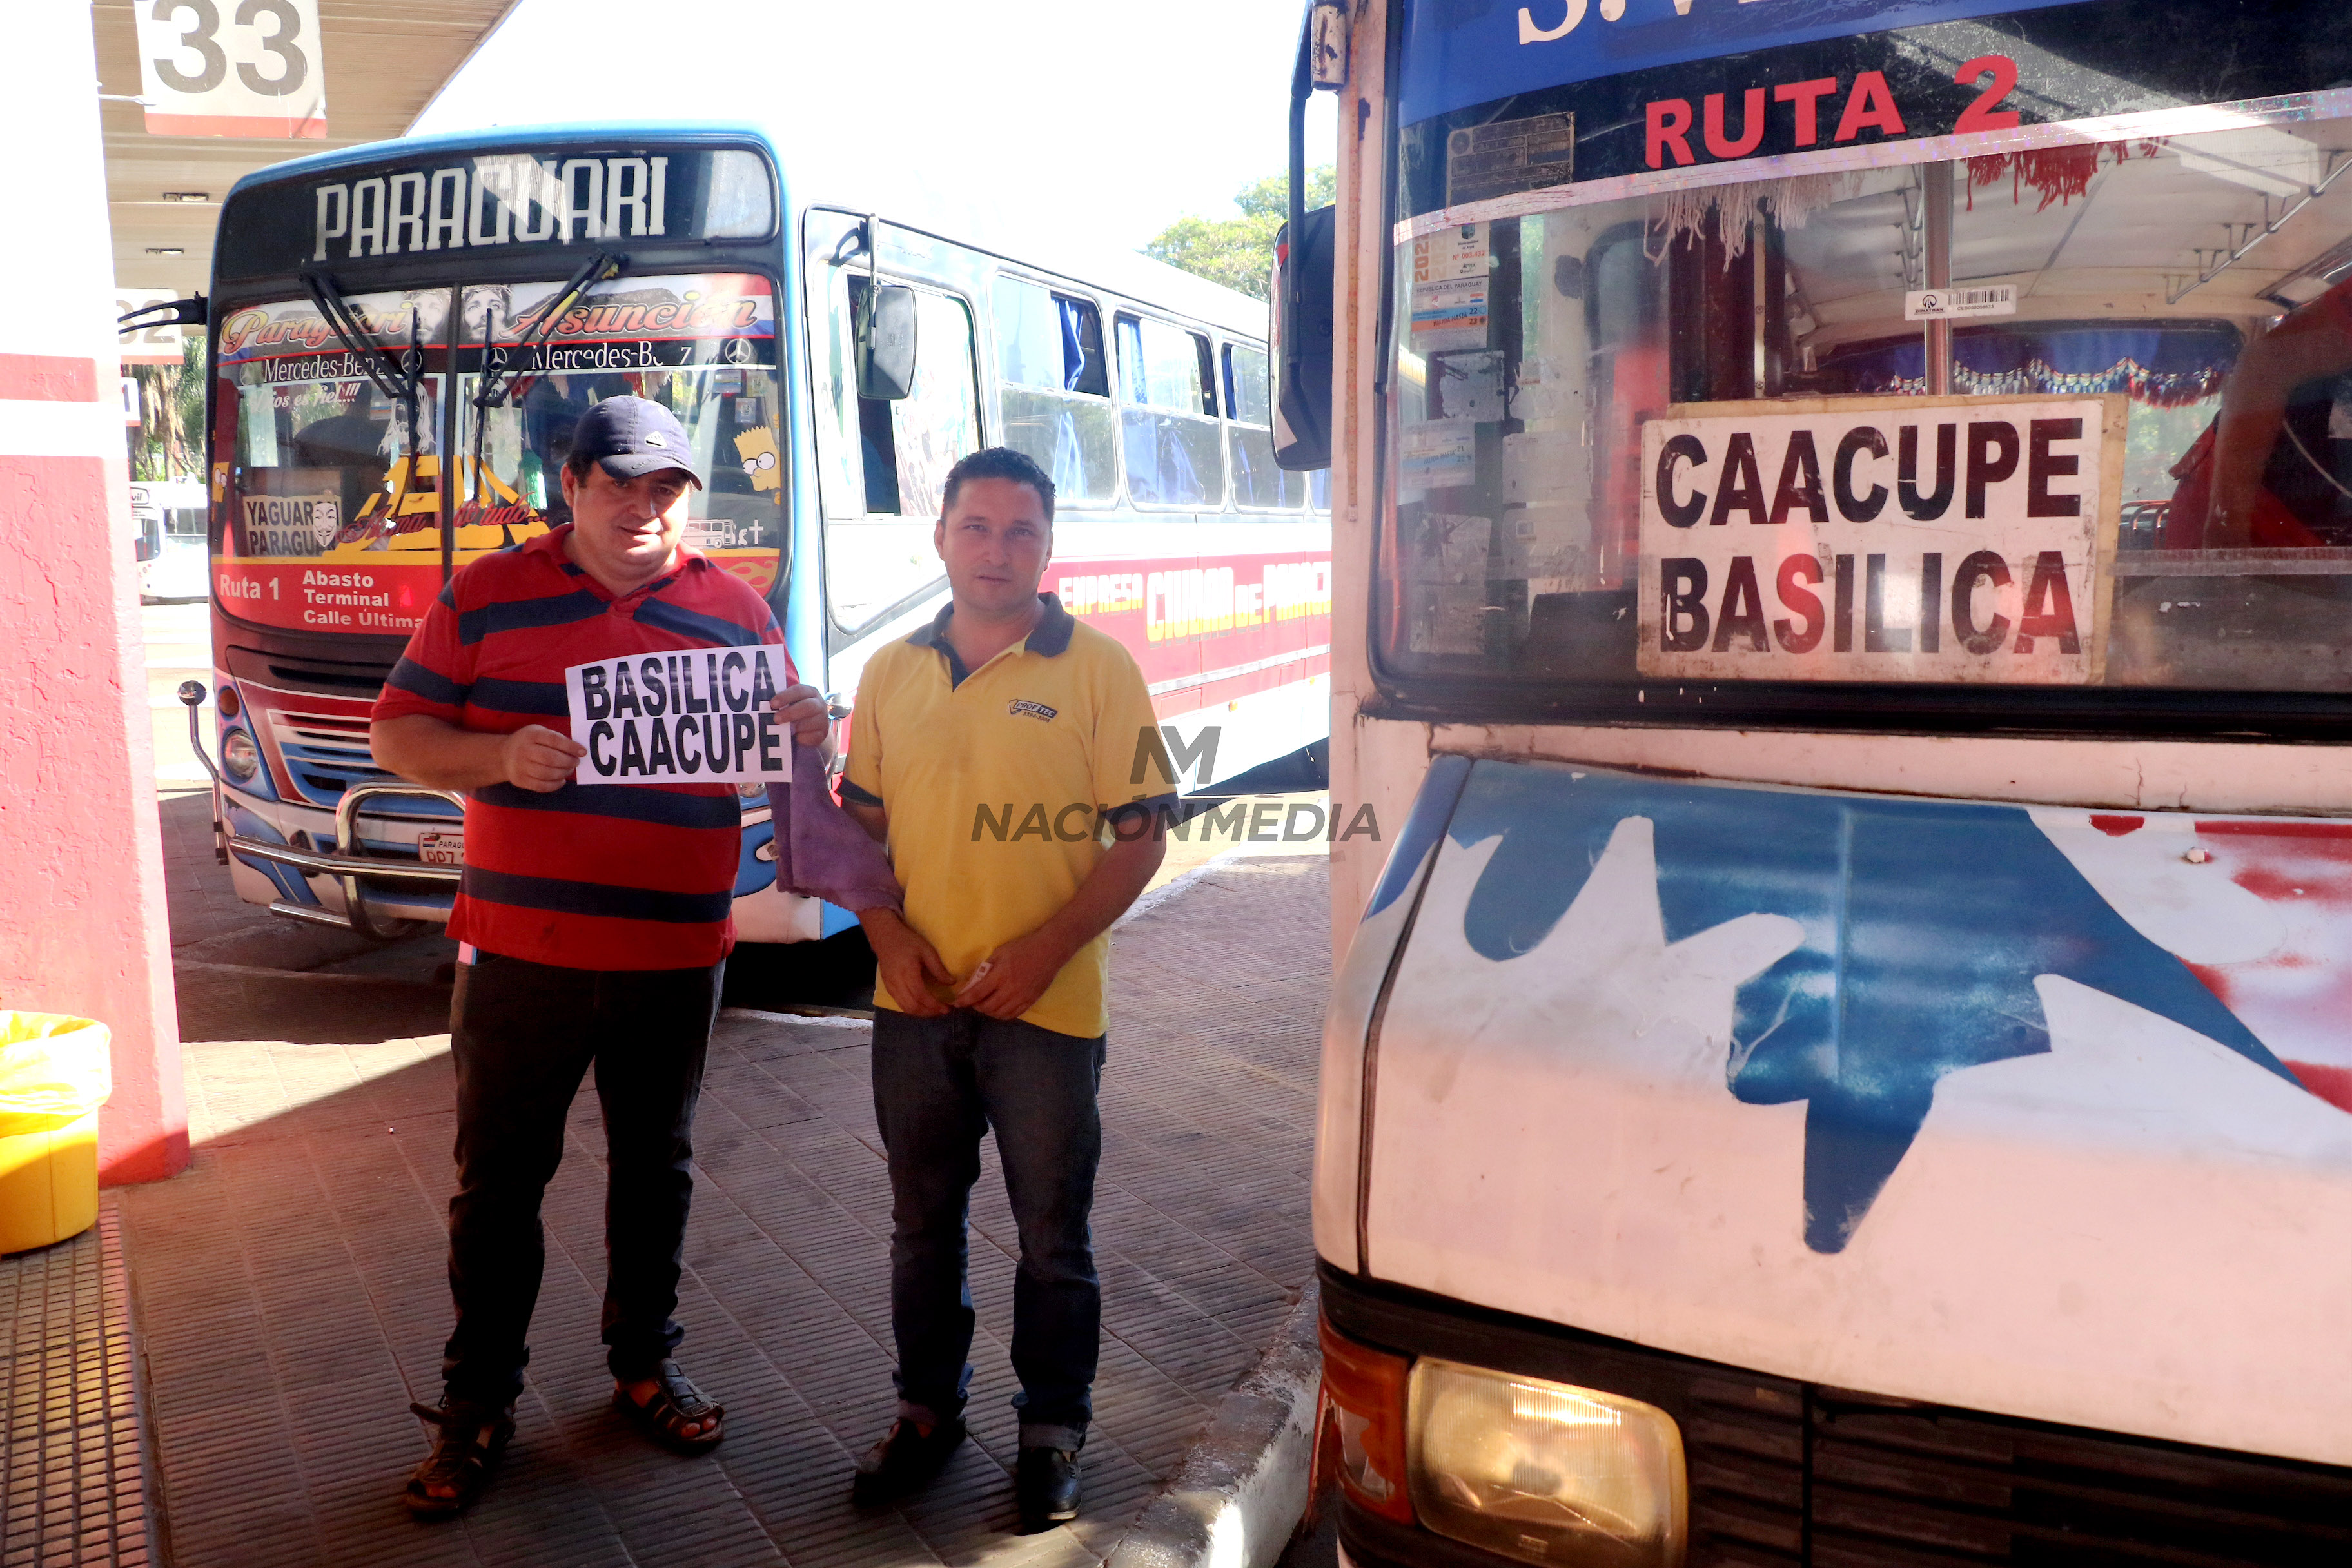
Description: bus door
xmin=804 ymin=211 xmax=984 ymax=698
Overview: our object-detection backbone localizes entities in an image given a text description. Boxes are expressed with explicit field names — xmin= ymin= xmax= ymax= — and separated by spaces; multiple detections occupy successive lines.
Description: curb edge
xmin=1106 ymin=1280 xmax=1322 ymax=1568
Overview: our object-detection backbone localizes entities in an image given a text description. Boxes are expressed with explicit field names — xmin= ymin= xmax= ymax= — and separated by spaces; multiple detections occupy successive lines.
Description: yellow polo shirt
xmin=843 ymin=593 xmax=1176 ymax=1039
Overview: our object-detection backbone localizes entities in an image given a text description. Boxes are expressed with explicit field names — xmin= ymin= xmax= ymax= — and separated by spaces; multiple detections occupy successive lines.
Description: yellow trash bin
xmin=0 ymin=1013 xmax=112 ymax=1254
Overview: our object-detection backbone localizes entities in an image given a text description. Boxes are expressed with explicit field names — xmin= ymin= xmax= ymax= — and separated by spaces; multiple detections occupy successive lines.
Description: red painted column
xmin=0 ymin=5 xmax=189 ymax=1183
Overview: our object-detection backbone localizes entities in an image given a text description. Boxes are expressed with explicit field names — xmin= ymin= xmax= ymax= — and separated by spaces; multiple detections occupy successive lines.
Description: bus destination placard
xmin=214 ymin=144 xmax=774 ymax=280
xmin=1636 ymin=394 xmax=2123 ymax=684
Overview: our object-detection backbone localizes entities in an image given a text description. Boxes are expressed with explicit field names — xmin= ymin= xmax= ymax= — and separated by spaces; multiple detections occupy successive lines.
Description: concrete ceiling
xmin=94 ymin=0 xmax=524 ymax=299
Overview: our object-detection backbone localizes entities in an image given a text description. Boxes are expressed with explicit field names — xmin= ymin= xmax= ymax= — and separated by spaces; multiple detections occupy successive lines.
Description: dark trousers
xmin=870 ymin=1007 xmax=1106 ymax=1451
xmin=440 ymin=950 xmax=723 ymax=1408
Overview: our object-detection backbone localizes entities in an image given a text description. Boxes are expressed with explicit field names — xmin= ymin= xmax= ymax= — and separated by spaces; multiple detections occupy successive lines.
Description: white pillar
xmin=0 ymin=1 xmax=187 ymax=1182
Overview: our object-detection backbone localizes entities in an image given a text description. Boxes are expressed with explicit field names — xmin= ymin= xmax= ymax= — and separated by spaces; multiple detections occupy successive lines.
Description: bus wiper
xmin=302 ymin=266 xmax=434 ymax=501
xmin=468 ymin=251 xmax=624 ymax=513
xmin=301 ymin=267 xmax=422 ymax=411
xmin=476 ymin=250 xmax=625 ymax=411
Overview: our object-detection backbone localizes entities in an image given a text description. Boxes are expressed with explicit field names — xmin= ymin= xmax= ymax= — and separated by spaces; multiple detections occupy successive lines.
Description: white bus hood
xmin=1342 ymin=758 xmax=2352 ymax=1467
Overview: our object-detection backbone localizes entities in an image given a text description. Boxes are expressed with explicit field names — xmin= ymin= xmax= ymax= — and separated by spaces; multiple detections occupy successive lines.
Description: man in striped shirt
xmin=371 ymin=397 xmax=830 ymax=1518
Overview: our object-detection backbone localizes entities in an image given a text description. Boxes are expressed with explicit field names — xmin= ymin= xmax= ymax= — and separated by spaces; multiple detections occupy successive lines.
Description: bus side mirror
xmin=1271 ymin=205 xmax=1335 ymax=472
xmin=857 ymin=283 xmax=918 ymax=400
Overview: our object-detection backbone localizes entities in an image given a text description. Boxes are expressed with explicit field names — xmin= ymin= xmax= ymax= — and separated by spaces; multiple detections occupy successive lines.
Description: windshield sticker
xmin=239 ymin=495 xmax=342 ymax=557
xmin=1636 ymin=393 xmax=2124 ymax=684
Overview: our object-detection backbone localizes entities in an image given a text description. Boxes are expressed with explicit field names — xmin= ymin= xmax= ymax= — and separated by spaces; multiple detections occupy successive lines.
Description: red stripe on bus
xmin=1153 ymin=650 xmax=1332 ymax=718
xmin=0 ymin=353 xmax=99 ymax=403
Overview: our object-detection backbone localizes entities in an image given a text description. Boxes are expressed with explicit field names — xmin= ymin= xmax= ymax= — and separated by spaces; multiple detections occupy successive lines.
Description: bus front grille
xmin=1687 ymin=1374 xmax=1804 ymax=1565
xmin=1805 ymin=1395 xmax=2352 ymax=1567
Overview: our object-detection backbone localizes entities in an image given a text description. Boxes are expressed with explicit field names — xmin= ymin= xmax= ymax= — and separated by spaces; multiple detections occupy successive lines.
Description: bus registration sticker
xmin=1636 ymin=393 xmax=2124 ymax=684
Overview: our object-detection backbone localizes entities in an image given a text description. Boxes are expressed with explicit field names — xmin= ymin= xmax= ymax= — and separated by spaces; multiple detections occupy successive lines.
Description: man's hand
xmin=861 ymin=908 xmax=954 ymax=1017
xmin=773 ymin=681 xmax=834 ymax=760
xmin=500 ymin=723 xmax=588 ymax=793
xmin=956 ymin=927 xmax=1077 ymax=1022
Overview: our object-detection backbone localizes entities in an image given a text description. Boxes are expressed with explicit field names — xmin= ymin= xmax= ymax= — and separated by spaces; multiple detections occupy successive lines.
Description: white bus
xmin=1288 ymin=1 xmax=2352 ymax=1563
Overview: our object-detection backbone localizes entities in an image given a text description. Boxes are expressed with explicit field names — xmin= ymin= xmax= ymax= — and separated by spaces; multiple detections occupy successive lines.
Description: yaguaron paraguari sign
xmin=1637 ymin=394 xmax=2125 ymax=685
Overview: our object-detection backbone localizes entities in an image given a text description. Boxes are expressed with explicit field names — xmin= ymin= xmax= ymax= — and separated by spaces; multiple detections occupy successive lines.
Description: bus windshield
xmin=211 ymin=271 xmax=784 ymax=638
xmin=1385 ymin=115 xmax=2352 ymax=697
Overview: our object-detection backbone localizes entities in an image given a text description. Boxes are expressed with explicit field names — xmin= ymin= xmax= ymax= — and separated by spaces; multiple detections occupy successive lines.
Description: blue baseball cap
xmin=570 ymin=396 xmax=703 ymax=487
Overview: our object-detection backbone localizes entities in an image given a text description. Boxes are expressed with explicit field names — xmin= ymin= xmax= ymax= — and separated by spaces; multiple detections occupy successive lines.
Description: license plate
xmin=418 ymin=830 xmax=464 ymax=867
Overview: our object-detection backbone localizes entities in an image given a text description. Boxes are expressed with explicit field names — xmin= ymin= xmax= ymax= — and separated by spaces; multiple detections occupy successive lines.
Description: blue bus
xmin=1288 ymin=0 xmax=2352 ymax=1562
xmin=183 ymin=123 xmax=1331 ymax=966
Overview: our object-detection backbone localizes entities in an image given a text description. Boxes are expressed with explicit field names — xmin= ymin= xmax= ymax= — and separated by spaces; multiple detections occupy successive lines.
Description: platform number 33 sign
xmin=133 ymin=0 xmax=328 ymax=141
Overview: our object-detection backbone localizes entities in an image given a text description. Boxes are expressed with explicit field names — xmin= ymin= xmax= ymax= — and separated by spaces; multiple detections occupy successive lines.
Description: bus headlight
xmin=221 ymin=729 xmax=261 ymax=784
xmin=1407 ymin=1359 xmax=1687 ymax=1568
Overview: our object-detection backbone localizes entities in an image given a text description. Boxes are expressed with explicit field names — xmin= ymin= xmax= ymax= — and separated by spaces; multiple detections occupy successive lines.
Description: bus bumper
xmin=181 ymin=681 xmax=463 ymax=937
xmin=219 ymin=779 xmax=466 ymax=936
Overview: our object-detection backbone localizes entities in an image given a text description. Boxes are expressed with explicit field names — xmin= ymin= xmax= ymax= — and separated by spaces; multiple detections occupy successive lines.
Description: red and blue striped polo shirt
xmin=373 ymin=524 xmax=790 ymax=971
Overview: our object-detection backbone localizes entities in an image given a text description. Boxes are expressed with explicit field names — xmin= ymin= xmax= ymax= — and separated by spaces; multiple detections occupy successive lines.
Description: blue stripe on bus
xmin=461 ymin=866 xmax=736 ymax=924
xmin=1399 ymin=0 xmax=2091 ymax=123
xmin=475 ymin=781 xmax=742 ymax=829
xmin=634 ymin=595 xmax=772 ymax=649
xmin=458 ymin=589 xmax=606 ymax=645
xmin=467 ymin=677 xmax=569 ymax=716
xmin=387 ymin=657 xmax=469 ymax=707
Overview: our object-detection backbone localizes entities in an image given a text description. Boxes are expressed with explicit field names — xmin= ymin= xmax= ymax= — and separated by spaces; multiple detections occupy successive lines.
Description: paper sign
xmin=1637 ymin=394 xmax=2124 ymax=685
xmin=564 ymin=649 xmax=793 ymax=785
xmin=1411 ymin=224 xmax=1490 ymax=352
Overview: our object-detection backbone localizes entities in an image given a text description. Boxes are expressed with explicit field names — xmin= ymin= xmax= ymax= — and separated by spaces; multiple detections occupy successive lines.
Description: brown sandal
xmin=402 ymin=1399 xmax=516 ymax=1520
xmin=613 ymin=1358 xmax=726 ymax=1455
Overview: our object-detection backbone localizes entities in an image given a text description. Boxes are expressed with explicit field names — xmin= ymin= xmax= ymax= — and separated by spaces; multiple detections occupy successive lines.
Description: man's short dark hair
xmin=941 ymin=446 xmax=1055 ymax=524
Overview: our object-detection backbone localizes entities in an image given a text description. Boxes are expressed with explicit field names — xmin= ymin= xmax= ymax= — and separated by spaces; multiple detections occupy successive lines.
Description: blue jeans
xmin=870 ymin=1007 xmax=1106 ymax=1451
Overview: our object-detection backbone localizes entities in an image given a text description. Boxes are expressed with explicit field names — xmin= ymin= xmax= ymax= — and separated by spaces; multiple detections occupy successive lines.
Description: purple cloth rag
xmin=771 ymin=741 xmax=901 ymax=914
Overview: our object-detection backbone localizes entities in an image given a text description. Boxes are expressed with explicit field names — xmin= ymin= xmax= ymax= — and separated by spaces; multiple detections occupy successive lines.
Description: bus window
xmin=210 ymin=288 xmax=449 ymax=632
xmin=994 ymin=277 xmax=1116 ymax=504
xmin=1223 ymin=340 xmax=1304 ymax=509
xmin=1382 ymin=118 xmax=2352 ymax=696
xmin=1115 ymin=313 xmax=1224 ymax=507
xmin=826 ymin=277 xmax=980 ymax=627
xmin=452 ymin=273 xmax=787 ymax=596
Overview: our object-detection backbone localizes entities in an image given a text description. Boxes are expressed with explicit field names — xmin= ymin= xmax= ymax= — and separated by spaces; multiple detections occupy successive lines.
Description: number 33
xmin=149 ymin=0 xmax=309 ymax=97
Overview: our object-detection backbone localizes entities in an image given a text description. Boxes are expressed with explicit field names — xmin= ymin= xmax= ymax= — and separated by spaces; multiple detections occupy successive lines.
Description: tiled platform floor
xmin=0 ymin=1208 xmax=155 ymax=1568
xmin=118 ymin=847 xmax=1330 ymax=1567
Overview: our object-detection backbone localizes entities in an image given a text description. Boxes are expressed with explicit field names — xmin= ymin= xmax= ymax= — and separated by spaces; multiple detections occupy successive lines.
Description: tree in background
xmin=1144 ymin=167 xmax=1337 ymax=300
xmin=129 ymin=335 xmax=203 ymax=482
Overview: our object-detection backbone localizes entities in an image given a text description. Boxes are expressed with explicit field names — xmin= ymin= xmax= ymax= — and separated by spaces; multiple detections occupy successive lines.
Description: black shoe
xmin=1017 ymin=1446 xmax=1081 ymax=1529
xmin=850 ymin=1416 xmax=966 ymax=1506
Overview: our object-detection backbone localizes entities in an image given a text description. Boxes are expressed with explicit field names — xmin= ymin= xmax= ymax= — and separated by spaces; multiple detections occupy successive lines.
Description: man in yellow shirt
xmin=841 ymin=447 xmax=1173 ymax=1529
